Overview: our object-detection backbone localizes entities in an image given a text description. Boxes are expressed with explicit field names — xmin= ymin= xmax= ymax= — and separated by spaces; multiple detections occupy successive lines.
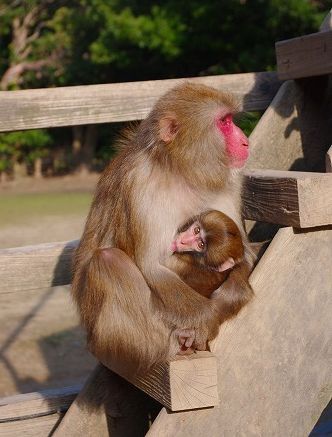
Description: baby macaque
xmin=168 ymin=210 xmax=246 ymax=298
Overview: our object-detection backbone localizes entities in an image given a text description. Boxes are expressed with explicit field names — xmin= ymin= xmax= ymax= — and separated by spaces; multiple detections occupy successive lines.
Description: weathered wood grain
xmin=133 ymin=351 xmax=218 ymax=411
xmin=247 ymin=80 xmax=305 ymax=171
xmin=0 ymin=385 xmax=80 ymax=437
xmin=53 ymin=364 xmax=161 ymax=437
xmin=0 ymin=72 xmax=281 ymax=132
xmin=55 ymin=351 xmax=218 ymax=436
xmin=0 ymin=385 xmax=80 ymax=421
xmin=243 ymin=169 xmax=332 ymax=228
xmin=0 ymin=413 xmax=63 ymax=437
xmin=147 ymin=227 xmax=332 ymax=437
xmin=248 ymin=78 xmax=332 ymax=173
xmin=276 ymin=30 xmax=332 ymax=80
xmin=0 ymin=240 xmax=78 ymax=293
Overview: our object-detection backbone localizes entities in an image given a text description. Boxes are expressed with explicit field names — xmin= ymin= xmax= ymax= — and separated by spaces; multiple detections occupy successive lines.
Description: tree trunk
xmin=13 ymin=161 xmax=27 ymax=179
xmin=0 ymin=172 xmax=8 ymax=183
xmin=34 ymin=157 xmax=43 ymax=179
xmin=72 ymin=125 xmax=98 ymax=175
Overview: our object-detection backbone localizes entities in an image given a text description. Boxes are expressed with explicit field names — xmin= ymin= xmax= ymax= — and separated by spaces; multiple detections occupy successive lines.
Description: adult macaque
xmin=72 ymin=82 xmax=253 ymax=375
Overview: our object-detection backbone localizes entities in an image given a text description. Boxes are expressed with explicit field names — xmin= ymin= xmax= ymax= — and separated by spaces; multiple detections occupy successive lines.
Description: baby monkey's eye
xmin=193 ymin=226 xmax=200 ymax=235
xmin=198 ymin=239 xmax=205 ymax=250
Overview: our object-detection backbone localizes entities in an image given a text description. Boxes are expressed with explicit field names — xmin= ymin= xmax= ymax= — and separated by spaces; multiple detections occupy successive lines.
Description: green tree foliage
xmin=0 ymin=130 xmax=52 ymax=174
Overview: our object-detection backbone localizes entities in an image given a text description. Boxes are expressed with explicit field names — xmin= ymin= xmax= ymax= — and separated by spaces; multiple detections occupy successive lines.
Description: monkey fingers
xmin=174 ymin=328 xmax=196 ymax=352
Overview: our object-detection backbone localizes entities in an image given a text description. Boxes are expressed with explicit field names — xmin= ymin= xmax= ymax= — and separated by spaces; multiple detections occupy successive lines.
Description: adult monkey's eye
xmin=194 ymin=226 xmax=200 ymax=235
xmin=198 ymin=240 xmax=205 ymax=250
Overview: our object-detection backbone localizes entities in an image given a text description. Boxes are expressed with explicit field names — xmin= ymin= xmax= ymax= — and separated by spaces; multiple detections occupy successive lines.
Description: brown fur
xmin=168 ymin=210 xmax=254 ymax=321
xmin=72 ymin=82 xmax=253 ymax=375
xmin=169 ymin=210 xmax=244 ymax=297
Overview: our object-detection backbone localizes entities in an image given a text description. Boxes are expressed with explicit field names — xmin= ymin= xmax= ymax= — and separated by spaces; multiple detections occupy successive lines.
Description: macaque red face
xmin=216 ymin=114 xmax=249 ymax=168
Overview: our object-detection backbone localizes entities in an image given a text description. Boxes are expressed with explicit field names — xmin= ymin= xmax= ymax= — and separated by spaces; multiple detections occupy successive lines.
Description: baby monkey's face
xmin=171 ymin=221 xmax=206 ymax=254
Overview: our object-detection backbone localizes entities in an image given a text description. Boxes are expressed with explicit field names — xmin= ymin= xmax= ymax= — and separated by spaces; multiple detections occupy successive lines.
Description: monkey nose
xmin=181 ymin=236 xmax=196 ymax=246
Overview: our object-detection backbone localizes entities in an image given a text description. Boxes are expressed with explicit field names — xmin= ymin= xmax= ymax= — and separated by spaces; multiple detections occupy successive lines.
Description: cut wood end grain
xmin=130 ymin=351 xmax=219 ymax=411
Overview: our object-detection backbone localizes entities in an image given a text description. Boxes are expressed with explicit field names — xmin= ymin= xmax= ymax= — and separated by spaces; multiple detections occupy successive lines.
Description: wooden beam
xmin=276 ymin=30 xmax=332 ymax=80
xmin=0 ymin=413 xmax=64 ymax=437
xmin=0 ymin=385 xmax=80 ymax=437
xmin=247 ymin=80 xmax=305 ymax=171
xmin=147 ymin=227 xmax=332 ymax=436
xmin=0 ymin=240 xmax=78 ymax=293
xmin=0 ymin=385 xmax=80 ymax=421
xmin=243 ymin=169 xmax=332 ymax=228
xmin=53 ymin=364 xmax=162 ymax=437
xmin=56 ymin=351 xmax=218 ymax=437
xmin=132 ymin=351 xmax=218 ymax=411
xmin=0 ymin=72 xmax=281 ymax=132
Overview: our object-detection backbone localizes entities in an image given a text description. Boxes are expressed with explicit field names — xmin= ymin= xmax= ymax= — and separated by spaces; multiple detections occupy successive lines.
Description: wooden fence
xmin=1 ymin=9 xmax=332 ymax=436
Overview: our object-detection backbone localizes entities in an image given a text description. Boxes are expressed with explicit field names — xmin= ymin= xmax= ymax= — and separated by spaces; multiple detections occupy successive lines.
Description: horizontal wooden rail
xmin=243 ymin=169 xmax=332 ymax=227
xmin=0 ymin=72 xmax=281 ymax=132
xmin=0 ymin=385 xmax=80 ymax=436
xmin=1 ymin=170 xmax=331 ymax=293
xmin=276 ymin=30 xmax=332 ymax=80
xmin=0 ymin=385 xmax=80 ymax=422
xmin=0 ymin=240 xmax=78 ymax=293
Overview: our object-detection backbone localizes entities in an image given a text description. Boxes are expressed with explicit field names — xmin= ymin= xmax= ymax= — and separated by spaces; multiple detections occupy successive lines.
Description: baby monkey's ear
xmin=217 ymin=257 xmax=235 ymax=272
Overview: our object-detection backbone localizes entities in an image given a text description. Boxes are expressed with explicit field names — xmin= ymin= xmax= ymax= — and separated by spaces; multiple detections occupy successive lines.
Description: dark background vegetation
xmin=0 ymin=0 xmax=330 ymax=181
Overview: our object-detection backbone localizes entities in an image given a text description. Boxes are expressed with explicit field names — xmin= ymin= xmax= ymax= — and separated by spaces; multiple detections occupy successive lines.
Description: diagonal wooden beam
xmin=147 ymin=227 xmax=332 ymax=437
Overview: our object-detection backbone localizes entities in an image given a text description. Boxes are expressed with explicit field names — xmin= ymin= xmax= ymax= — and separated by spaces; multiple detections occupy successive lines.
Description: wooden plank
xmin=276 ymin=30 xmax=332 ymax=80
xmin=53 ymin=364 xmax=162 ymax=437
xmin=247 ymin=80 xmax=305 ymax=171
xmin=57 ymin=351 xmax=218 ymax=437
xmin=0 ymin=240 xmax=78 ymax=293
xmin=0 ymin=385 xmax=80 ymax=421
xmin=132 ymin=351 xmax=218 ymax=411
xmin=147 ymin=227 xmax=332 ymax=437
xmin=0 ymin=413 xmax=63 ymax=437
xmin=0 ymin=72 xmax=281 ymax=132
xmin=243 ymin=169 xmax=332 ymax=228
xmin=248 ymin=77 xmax=332 ymax=173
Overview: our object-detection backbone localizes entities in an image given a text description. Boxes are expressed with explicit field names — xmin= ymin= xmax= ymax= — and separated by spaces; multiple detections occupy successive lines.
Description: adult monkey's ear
xmin=159 ymin=113 xmax=179 ymax=143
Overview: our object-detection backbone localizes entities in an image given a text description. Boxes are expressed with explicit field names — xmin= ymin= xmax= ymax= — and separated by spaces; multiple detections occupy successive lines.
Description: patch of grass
xmin=0 ymin=192 xmax=92 ymax=227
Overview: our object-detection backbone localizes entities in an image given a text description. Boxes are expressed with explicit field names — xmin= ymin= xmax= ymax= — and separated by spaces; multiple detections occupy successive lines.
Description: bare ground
xmin=0 ymin=174 xmax=99 ymax=397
